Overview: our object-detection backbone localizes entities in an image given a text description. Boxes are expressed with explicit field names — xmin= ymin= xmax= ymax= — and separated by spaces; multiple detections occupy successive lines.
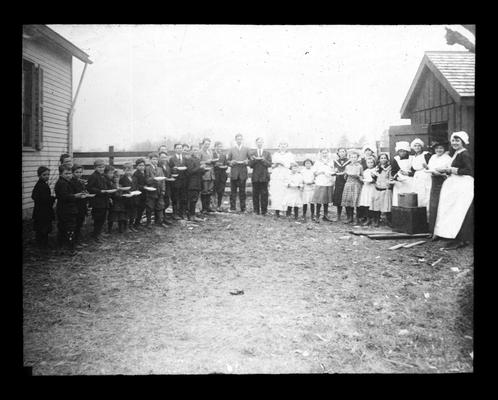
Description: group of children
xmin=30 ymin=143 xmax=229 ymax=252
xmin=271 ymin=146 xmax=393 ymax=226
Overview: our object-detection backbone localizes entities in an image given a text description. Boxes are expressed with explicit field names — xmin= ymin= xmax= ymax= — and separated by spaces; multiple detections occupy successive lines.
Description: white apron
xmin=411 ymin=152 xmax=432 ymax=209
xmin=433 ymin=150 xmax=474 ymax=239
xmin=392 ymin=156 xmax=413 ymax=207
xmin=269 ymin=151 xmax=294 ymax=211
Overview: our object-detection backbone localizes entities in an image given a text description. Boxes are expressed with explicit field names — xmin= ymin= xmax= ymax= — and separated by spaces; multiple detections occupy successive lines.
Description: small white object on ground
xmin=450 ymin=267 xmax=460 ymax=272
xmin=398 ymin=329 xmax=409 ymax=336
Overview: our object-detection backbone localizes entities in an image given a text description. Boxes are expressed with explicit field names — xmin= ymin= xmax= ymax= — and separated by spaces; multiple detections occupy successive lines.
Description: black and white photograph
xmin=21 ymin=24 xmax=474 ymax=374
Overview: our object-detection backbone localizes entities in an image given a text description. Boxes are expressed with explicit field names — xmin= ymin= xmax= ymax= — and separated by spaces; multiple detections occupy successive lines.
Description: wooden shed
xmin=22 ymin=25 xmax=92 ymax=219
xmin=389 ymin=51 xmax=475 ymax=157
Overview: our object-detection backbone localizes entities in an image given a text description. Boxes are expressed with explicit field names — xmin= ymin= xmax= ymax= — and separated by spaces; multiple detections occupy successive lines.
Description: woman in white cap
xmin=269 ymin=141 xmax=295 ymax=218
xmin=433 ymin=131 xmax=474 ymax=249
xmin=390 ymin=141 xmax=414 ymax=207
xmin=410 ymin=138 xmax=432 ymax=211
xmin=426 ymin=141 xmax=452 ymax=234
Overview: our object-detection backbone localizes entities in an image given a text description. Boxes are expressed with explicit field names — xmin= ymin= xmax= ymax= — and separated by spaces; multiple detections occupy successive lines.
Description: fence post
xmin=109 ymin=145 xmax=114 ymax=166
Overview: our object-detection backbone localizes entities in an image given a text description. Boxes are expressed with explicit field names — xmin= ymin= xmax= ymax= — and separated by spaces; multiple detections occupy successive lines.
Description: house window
xmin=429 ymin=122 xmax=448 ymax=147
xmin=22 ymin=58 xmax=44 ymax=150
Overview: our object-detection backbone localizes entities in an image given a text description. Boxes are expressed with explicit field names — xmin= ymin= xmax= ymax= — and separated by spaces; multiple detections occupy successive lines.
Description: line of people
xmin=30 ymin=131 xmax=473 ymax=253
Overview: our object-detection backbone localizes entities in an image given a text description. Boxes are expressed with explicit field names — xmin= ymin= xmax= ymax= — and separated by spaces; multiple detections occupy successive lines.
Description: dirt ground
xmin=22 ymin=201 xmax=473 ymax=374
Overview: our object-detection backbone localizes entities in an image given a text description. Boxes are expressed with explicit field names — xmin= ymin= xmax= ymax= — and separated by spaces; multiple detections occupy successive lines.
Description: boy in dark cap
xmin=132 ymin=158 xmax=147 ymax=229
xmin=86 ymin=159 xmax=112 ymax=242
xmin=31 ymin=166 xmax=56 ymax=249
xmin=185 ymin=147 xmax=206 ymax=222
xmin=55 ymin=164 xmax=83 ymax=252
xmin=145 ymin=152 xmax=168 ymax=228
xmin=70 ymin=164 xmax=89 ymax=245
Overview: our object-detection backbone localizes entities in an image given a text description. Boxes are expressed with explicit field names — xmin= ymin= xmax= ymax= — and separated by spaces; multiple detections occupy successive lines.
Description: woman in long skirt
xmin=410 ymin=138 xmax=432 ymax=212
xmin=390 ymin=141 xmax=414 ymax=207
xmin=332 ymin=147 xmax=350 ymax=221
xmin=433 ymin=131 xmax=474 ymax=249
xmin=426 ymin=141 xmax=452 ymax=234
xmin=370 ymin=153 xmax=392 ymax=227
xmin=269 ymin=142 xmax=295 ymax=217
xmin=311 ymin=148 xmax=335 ymax=222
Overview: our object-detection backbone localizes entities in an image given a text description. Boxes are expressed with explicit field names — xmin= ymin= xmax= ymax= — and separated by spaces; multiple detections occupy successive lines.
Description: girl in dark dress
xmin=31 ymin=166 xmax=55 ymax=249
xmin=433 ymin=131 xmax=474 ymax=249
xmin=332 ymin=147 xmax=350 ymax=222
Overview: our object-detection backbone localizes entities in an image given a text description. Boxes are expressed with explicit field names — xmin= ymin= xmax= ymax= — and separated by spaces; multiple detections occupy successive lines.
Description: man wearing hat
xmin=390 ymin=141 xmax=414 ymax=207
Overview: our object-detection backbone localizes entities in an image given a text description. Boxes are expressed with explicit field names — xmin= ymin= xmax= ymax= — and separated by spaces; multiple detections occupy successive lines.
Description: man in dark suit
xmin=144 ymin=152 xmax=168 ymax=228
xmin=168 ymin=143 xmax=189 ymax=219
xmin=185 ymin=147 xmax=206 ymax=222
xmin=249 ymin=137 xmax=272 ymax=215
xmin=226 ymin=134 xmax=251 ymax=212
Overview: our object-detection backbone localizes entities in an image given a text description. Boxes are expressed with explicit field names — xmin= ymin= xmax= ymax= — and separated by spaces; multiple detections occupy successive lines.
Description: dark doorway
xmin=429 ymin=122 xmax=448 ymax=147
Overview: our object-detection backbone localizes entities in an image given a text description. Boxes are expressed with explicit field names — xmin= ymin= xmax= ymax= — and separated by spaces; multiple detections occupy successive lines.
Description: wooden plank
xmin=448 ymin=103 xmax=455 ymax=134
xmin=367 ymin=233 xmax=431 ymax=240
xmin=428 ymin=73 xmax=434 ymax=109
xmin=388 ymin=243 xmax=408 ymax=250
xmin=403 ymin=240 xmax=427 ymax=248
xmin=351 ymin=230 xmax=394 ymax=236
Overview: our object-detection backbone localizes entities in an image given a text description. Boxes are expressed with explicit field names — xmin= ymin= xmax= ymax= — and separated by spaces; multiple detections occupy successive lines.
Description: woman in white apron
xmin=426 ymin=141 xmax=452 ymax=234
xmin=269 ymin=142 xmax=295 ymax=217
xmin=410 ymin=138 xmax=432 ymax=212
xmin=390 ymin=141 xmax=414 ymax=207
xmin=433 ymin=131 xmax=474 ymax=249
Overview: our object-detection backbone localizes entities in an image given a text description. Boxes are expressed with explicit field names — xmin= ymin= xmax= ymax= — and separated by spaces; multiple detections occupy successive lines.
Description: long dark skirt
xmin=428 ymin=175 xmax=445 ymax=233
xmin=332 ymin=175 xmax=346 ymax=206
xmin=456 ymin=201 xmax=474 ymax=243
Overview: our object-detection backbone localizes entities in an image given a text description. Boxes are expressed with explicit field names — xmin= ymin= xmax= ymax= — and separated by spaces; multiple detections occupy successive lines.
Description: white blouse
xmin=312 ymin=159 xmax=334 ymax=186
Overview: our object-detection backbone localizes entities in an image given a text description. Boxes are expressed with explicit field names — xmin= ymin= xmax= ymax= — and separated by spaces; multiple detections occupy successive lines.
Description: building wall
xmin=407 ymin=67 xmax=474 ymax=157
xmin=22 ymin=36 xmax=72 ymax=219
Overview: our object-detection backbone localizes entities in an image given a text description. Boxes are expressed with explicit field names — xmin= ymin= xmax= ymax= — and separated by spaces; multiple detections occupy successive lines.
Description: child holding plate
xmin=144 ymin=152 xmax=168 ymax=228
xmin=132 ymin=158 xmax=147 ymax=229
xmin=109 ymin=169 xmax=128 ymax=233
xmin=55 ymin=164 xmax=84 ymax=251
xmin=71 ymin=164 xmax=88 ymax=244
xmin=284 ymin=162 xmax=304 ymax=220
xmin=87 ymin=159 xmax=114 ymax=242
xmin=121 ymin=162 xmax=137 ymax=232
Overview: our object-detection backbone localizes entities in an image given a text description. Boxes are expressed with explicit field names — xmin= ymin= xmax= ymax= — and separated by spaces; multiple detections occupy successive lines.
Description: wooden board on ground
xmin=350 ymin=229 xmax=431 ymax=240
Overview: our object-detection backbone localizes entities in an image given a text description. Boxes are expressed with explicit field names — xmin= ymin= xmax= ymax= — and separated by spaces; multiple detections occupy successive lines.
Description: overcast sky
xmin=48 ymin=24 xmax=466 ymax=151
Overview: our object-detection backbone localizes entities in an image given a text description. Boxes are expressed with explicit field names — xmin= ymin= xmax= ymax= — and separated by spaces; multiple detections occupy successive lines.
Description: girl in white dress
xmin=358 ymin=157 xmax=377 ymax=226
xmin=284 ymin=163 xmax=304 ymax=220
xmin=311 ymin=148 xmax=335 ymax=222
xmin=269 ymin=142 xmax=295 ymax=217
xmin=410 ymin=138 xmax=432 ymax=212
xmin=301 ymin=159 xmax=315 ymax=221
xmin=390 ymin=141 xmax=414 ymax=207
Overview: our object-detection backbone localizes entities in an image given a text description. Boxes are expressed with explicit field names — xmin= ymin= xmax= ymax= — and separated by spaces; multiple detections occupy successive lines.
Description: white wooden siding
xmin=22 ymin=37 xmax=73 ymax=219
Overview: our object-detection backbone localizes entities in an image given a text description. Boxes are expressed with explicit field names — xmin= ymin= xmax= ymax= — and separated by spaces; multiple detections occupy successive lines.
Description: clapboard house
xmin=389 ymin=51 xmax=475 ymax=157
xmin=22 ymin=25 xmax=92 ymax=219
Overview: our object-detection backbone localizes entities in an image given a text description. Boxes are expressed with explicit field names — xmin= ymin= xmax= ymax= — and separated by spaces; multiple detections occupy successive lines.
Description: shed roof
xmin=23 ymin=24 xmax=92 ymax=64
xmin=400 ymin=51 xmax=474 ymax=118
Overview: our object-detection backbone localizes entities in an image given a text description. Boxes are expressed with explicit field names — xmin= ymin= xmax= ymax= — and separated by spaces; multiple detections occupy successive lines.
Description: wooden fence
xmin=73 ymin=145 xmax=388 ymax=194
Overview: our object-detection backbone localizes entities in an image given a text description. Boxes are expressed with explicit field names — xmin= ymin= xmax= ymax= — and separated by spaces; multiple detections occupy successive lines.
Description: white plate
xmin=203 ymin=167 xmax=212 ymax=170
xmin=165 ymin=177 xmax=176 ymax=181
xmin=144 ymin=186 xmax=157 ymax=191
xmin=122 ymin=193 xmax=133 ymax=198
xmin=106 ymin=189 xmax=117 ymax=194
xmin=154 ymin=176 xmax=166 ymax=181
xmin=130 ymin=190 xmax=141 ymax=196
xmin=118 ymin=186 xmax=132 ymax=190
xmin=177 ymin=166 xmax=187 ymax=171
xmin=171 ymin=174 xmax=179 ymax=177
xmin=218 ymin=165 xmax=228 ymax=169
xmin=85 ymin=194 xmax=96 ymax=197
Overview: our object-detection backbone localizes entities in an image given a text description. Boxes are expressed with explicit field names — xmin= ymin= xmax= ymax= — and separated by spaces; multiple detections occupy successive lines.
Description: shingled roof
xmin=400 ymin=51 xmax=474 ymax=118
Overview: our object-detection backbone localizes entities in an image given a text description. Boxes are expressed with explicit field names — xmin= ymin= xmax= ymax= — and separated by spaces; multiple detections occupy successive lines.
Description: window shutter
xmin=34 ymin=66 xmax=44 ymax=151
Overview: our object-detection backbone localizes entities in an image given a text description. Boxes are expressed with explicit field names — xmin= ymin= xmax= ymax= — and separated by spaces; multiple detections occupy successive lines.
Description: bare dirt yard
xmin=23 ymin=203 xmax=473 ymax=374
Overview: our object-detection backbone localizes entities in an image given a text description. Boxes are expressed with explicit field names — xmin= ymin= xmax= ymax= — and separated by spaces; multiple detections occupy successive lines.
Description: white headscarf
xmin=451 ymin=131 xmax=469 ymax=145
xmin=410 ymin=138 xmax=424 ymax=149
xmin=395 ymin=141 xmax=410 ymax=152
xmin=361 ymin=143 xmax=377 ymax=155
